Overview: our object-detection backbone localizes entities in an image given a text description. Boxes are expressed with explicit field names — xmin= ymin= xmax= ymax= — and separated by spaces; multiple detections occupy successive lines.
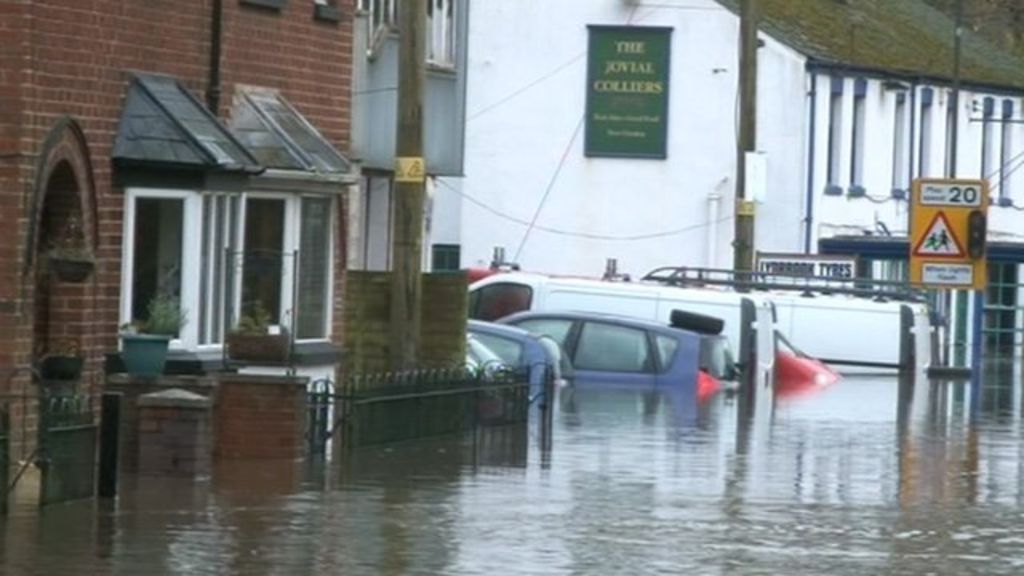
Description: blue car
xmin=467 ymin=319 xmax=570 ymax=397
xmin=497 ymin=311 xmax=709 ymax=401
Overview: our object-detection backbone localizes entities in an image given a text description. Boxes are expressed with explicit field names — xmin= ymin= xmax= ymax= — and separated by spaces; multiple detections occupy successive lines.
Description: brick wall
xmin=344 ymin=271 xmax=469 ymax=373
xmin=0 ymin=0 xmax=354 ymax=455
xmin=214 ymin=373 xmax=308 ymax=461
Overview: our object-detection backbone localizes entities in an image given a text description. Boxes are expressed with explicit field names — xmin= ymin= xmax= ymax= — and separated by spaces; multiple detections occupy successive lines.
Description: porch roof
xmin=112 ymin=73 xmax=261 ymax=172
xmin=228 ymin=88 xmax=351 ymax=175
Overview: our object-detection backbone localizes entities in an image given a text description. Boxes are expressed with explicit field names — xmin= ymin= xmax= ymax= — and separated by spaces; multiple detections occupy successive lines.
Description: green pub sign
xmin=585 ymin=25 xmax=673 ymax=159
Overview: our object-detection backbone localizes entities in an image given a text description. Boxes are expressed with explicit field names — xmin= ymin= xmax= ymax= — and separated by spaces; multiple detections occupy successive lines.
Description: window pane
xmin=199 ymin=195 xmax=238 ymax=345
xmin=471 ymin=283 xmax=532 ymax=321
xmin=297 ymin=197 xmax=332 ymax=339
xmin=432 ymin=243 xmax=460 ymax=271
xmin=513 ymin=319 xmax=573 ymax=348
xmin=655 ymin=334 xmax=679 ymax=371
xmin=199 ymin=196 xmax=212 ymax=343
xmin=242 ymin=198 xmax=286 ymax=323
xmin=574 ymin=322 xmax=651 ymax=373
xmin=472 ymin=333 xmax=523 ymax=366
xmin=132 ymin=198 xmax=184 ymax=333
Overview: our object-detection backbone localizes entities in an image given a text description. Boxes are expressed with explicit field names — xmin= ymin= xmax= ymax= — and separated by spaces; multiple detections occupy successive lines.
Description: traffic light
xmin=967 ymin=210 xmax=987 ymax=260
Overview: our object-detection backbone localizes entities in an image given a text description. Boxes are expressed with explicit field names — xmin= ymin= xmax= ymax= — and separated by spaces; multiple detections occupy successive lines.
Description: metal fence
xmin=38 ymin=393 xmax=96 ymax=506
xmin=310 ymin=366 xmax=537 ymax=453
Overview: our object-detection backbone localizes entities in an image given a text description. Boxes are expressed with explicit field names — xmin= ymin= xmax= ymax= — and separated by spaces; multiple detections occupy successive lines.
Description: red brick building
xmin=0 ymin=0 xmax=354 ymax=452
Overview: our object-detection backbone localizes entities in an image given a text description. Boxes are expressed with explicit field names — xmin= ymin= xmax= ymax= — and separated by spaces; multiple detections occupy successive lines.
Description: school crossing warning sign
xmin=912 ymin=212 xmax=964 ymax=257
xmin=909 ymin=179 xmax=988 ymax=290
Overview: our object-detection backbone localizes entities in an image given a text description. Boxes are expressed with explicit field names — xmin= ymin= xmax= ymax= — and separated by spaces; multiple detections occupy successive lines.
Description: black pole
xmin=206 ymin=0 xmax=223 ymax=114
xmin=98 ymin=393 xmax=121 ymax=499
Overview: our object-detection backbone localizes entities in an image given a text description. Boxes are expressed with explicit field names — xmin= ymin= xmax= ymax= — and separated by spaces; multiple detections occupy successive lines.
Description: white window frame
xmin=120 ymin=188 xmax=203 ymax=351
xmin=121 ymin=188 xmax=335 ymax=354
xmin=427 ymin=0 xmax=457 ymax=69
xmin=999 ymin=99 xmax=1014 ymax=200
xmin=361 ymin=0 xmax=398 ymax=56
xmin=296 ymin=195 xmax=336 ymax=341
xmin=197 ymin=192 xmax=243 ymax=350
xmin=920 ymin=94 xmax=934 ymax=177
xmin=850 ymin=84 xmax=867 ymax=186
xmin=827 ymin=80 xmax=844 ymax=186
xmin=892 ymin=92 xmax=909 ymax=191
xmin=238 ymin=192 xmax=335 ymax=344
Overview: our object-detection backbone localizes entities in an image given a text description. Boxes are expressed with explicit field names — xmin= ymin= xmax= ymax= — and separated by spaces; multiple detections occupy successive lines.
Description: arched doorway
xmin=28 ymin=118 xmax=98 ymax=397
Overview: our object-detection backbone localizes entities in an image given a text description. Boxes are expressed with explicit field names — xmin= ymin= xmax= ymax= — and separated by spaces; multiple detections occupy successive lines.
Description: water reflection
xmin=4 ymin=373 xmax=1024 ymax=574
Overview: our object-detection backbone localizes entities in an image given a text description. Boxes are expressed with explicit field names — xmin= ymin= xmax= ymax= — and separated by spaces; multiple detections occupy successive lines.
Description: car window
xmin=700 ymin=335 xmax=735 ymax=379
xmin=513 ymin=318 xmax=574 ymax=348
xmin=467 ymin=335 xmax=503 ymax=367
xmin=655 ymin=334 xmax=679 ymax=371
xmin=471 ymin=333 xmax=524 ymax=366
xmin=574 ymin=322 xmax=652 ymax=373
xmin=470 ymin=283 xmax=533 ymax=321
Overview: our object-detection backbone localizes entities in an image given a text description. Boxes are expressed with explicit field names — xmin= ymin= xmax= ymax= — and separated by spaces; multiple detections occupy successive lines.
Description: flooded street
xmin=4 ymin=374 xmax=1024 ymax=575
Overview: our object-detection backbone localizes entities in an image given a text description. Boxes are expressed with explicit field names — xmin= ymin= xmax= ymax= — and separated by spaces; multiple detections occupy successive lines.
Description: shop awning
xmin=112 ymin=73 xmax=260 ymax=172
xmin=820 ymin=235 xmax=1024 ymax=264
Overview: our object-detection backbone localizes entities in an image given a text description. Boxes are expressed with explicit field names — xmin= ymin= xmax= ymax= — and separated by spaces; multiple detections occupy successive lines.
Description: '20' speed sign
xmin=920 ymin=183 xmax=983 ymax=207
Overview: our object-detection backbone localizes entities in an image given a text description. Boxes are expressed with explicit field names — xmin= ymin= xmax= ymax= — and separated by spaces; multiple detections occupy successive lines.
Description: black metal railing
xmin=319 ymin=365 xmax=536 ymax=451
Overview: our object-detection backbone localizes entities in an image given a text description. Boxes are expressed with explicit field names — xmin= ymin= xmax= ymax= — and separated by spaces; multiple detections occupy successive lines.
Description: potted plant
xmin=120 ymin=294 xmax=187 ymax=376
xmin=39 ymin=339 xmax=84 ymax=382
xmin=46 ymin=217 xmax=95 ymax=283
xmin=225 ymin=302 xmax=290 ymax=363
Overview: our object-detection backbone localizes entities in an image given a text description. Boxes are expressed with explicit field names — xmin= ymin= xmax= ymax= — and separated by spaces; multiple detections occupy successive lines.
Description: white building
xmin=434 ymin=0 xmax=1024 ymax=362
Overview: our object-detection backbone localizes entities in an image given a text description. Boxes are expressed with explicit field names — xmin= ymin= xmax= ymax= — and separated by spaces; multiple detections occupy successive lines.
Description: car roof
xmin=468 ymin=319 xmax=539 ymax=340
xmin=499 ymin=310 xmax=701 ymax=339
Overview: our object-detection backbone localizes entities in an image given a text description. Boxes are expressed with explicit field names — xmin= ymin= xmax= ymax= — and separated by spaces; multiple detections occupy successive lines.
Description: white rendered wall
xmin=811 ymin=75 xmax=1024 ymax=246
xmin=441 ymin=0 xmax=1024 ymax=278
xmin=445 ymin=0 xmax=808 ymax=278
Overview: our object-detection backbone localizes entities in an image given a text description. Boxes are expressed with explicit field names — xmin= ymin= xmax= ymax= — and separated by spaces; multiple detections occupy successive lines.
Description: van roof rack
xmin=641 ymin=266 xmax=926 ymax=302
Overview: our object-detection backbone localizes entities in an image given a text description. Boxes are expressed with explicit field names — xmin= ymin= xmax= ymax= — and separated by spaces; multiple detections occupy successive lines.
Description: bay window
xmin=122 ymin=189 xmax=335 ymax=351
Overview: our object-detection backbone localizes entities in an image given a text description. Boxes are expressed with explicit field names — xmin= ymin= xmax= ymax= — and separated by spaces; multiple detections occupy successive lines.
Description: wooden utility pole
xmin=390 ymin=0 xmax=427 ymax=370
xmin=733 ymin=0 xmax=759 ymax=273
xmin=950 ymin=0 xmax=963 ymax=177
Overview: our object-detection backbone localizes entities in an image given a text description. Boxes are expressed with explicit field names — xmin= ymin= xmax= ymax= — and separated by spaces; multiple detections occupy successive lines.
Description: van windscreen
xmin=470 ymin=283 xmax=533 ymax=321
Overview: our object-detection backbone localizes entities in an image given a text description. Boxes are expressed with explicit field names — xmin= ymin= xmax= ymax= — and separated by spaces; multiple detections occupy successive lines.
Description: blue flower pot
xmin=120 ymin=334 xmax=172 ymax=376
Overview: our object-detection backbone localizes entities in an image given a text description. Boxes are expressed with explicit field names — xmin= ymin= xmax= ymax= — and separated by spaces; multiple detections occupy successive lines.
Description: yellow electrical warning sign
xmin=909 ymin=179 xmax=988 ymax=290
xmin=395 ymin=156 xmax=426 ymax=184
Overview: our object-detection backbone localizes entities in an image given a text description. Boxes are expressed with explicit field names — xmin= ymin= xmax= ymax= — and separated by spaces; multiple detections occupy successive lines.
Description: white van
xmin=468 ymin=272 xmax=778 ymax=386
xmin=768 ymin=290 xmax=933 ymax=373
xmin=469 ymin=272 xmax=933 ymax=374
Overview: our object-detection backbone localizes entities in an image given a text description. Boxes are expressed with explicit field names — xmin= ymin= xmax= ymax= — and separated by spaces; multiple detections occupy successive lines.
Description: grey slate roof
xmin=113 ymin=73 xmax=260 ymax=171
xmin=229 ymin=88 xmax=351 ymax=174
xmin=716 ymin=0 xmax=1024 ymax=91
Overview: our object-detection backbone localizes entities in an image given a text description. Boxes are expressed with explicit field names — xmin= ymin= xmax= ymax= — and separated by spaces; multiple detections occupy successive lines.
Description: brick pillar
xmin=106 ymin=375 xmax=216 ymax=473
xmin=137 ymin=389 xmax=212 ymax=477
xmin=214 ymin=374 xmax=309 ymax=461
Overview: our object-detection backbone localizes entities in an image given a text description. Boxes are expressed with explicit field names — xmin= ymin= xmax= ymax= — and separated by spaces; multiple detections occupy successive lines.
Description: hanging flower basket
xmin=49 ymin=256 xmax=95 ymax=283
xmin=39 ymin=355 xmax=84 ymax=381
